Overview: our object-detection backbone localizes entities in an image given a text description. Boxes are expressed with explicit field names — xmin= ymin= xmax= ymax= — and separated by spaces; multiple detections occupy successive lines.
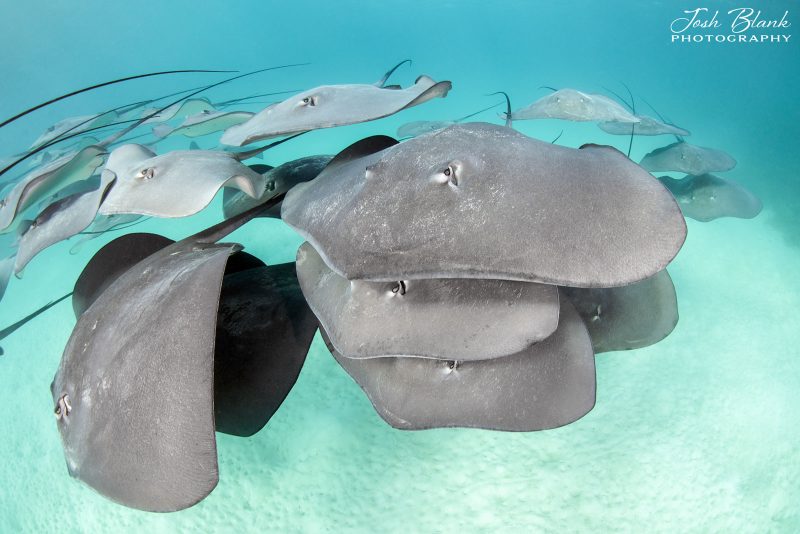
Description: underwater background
xmin=1 ymin=0 xmax=798 ymax=531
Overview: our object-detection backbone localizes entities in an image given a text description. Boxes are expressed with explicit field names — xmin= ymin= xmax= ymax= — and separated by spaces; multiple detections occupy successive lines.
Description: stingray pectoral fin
xmin=151 ymin=124 xmax=173 ymax=138
xmin=402 ymin=80 xmax=452 ymax=110
xmin=214 ymin=263 xmax=318 ymax=436
xmin=321 ymin=135 xmax=398 ymax=174
xmin=52 ymin=244 xmax=236 ymax=511
xmin=72 ymin=233 xmax=176 ymax=317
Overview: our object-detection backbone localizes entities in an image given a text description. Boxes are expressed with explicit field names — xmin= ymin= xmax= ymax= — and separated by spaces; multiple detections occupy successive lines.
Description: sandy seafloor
xmin=0 ymin=0 xmax=798 ymax=532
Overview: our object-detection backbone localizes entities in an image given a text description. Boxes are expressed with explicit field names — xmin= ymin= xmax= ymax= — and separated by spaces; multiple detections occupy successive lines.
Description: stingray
xmin=152 ymin=110 xmax=254 ymax=138
xmin=282 ymin=124 xmax=686 ymax=288
xmin=326 ymin=295 xmax=595 ymax=431
xmin=598 ymin=115 xmax=691 ymax=137
xmin=223 ymin=155 xmax=333 ymax=219
xmin=509 ymin=89 xmax=639 ymax=123
xmin=297 ymin=242 xmax=559 ymax=360
xmin=0 ymin=292 xmax=72 ymax=356
xmin=14 ymin=173 xmax=116 ymax=274
xmin=221 ymin=72 xmax=452 ymax=145
xmin=657 ymin=174 xmax=762 ymax=222
xmin=640 ymin=142 xmax=737 ymax=175
xmin=396 ymin=101 xmax=501 ymax=138
xmin=51 ymin=195 xmax=291 ymax=511
xmin=0 ymin=145 xmax=107 ymax=233
xmin=70 ymin=228 xmax=313 ymax=438
xmin=561 ymin=269 xmax=678 ymax=353
xmin=141 ymin=97 xmax=215 ymax=124
xmin=30 ymin=112 xmax=118 ymax=149
xmin=97 ymin=144 xmax=266 ymax=218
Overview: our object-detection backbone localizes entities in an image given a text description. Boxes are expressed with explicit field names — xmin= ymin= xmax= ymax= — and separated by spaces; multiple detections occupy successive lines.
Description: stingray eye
xmin=300 ymin=95 xmax=317 ymax=107
xmin=432 ymin=162 xmax=461 ymax=186
xmin=0 ymin=198 xmax=6 ymax=208
xmin=391 ymin=281 xmax=407 ymax=295
xmin=137 ymin=167 xmax=155 ymax=180
xmin=556 ymin=97 xmax=561 ymax=103
xmin=265 ymin=180 xmax=276 ymax=192
xmin=446 ymin=360 xmax=460 ymax=372
xmin=55 ymin=394 xmax=71 ymax=420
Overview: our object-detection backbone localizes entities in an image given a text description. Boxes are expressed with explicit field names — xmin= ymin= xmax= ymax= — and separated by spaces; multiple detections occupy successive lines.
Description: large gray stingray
xmin=282 ymin=124 xmax=687 ymax=288
xmin=221 ymin=75 xmax=452 ymax=146
xmin=598 ymin=115 xmax=691 ymax=137
xmin=14 ymin=173 xmax=116 ymax=273
xmin=658 ymin=174 xmax=762 ymax=222
xmin=223 ymin=155 xmax=333 ymax=219
xmin=640 ymin=142 xmax=737 ymax=175
xmin=561 ymin=269 xmax=678 ymax=353
xmin=98 ymin=144 xmax=265 ymax=218
xmin=152 ymin=110 xmax=254 ymax=139
xmin=297 ymin=242 xmax=559 ymax=361
xmin=0 ymin=146 xmax=107 ymax=233
xmin=510 ymin=89 xmax=639 ymax=123
xmin=326 ymin=295 xmax=596 ymax=431
xmin=51 ymin=196 xmax=285 ymax=511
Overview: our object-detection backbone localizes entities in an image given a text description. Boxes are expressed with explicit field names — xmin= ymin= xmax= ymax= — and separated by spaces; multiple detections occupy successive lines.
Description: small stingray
xmin=326 ymin=295 xmax=595 ymax=431
xmin=52 ymin=196 xmax=282 ymax=511
xmin=152 ymin=110 xmax=254 ymax=139
xmin=510 ymin=89 xmax=639 ymax=123
xmin=396 ymin=101 xmax=501 ymax=138
xmin=223 ymin=155 xmax=332 ymax=219
xmin=658 ymin=174 xmax=762 ymax=222
xmin=640 ymin=142 xmax=737 ymax=175
xmin=297 ymin=242 xmax=559 ymax=361
xmin=221 ymin=74 xmax=451 ymax=145
xmin=282 ymin=124 xmax=686 ymax=287
xmin=0 ymin=292 xmax=72 ymax=356
xmin=0 ymin=146 xmax=107 ymax=233
xmin=214 ymin=263 xmax=318 ymax=436
xmin=98 ymin=144 xmax=265 ymax=218
xmin=561 ymin=270 xmax=678 ymax=353
xmin=598 ymin=115 xmax=690 ymax=137
xmin=141 ymin=97 xmax=215 ymax=124
xmin=30 ymin=112 xmax=117 ymax=149
xmin=14 ymin=173 xmax=116 ymax=274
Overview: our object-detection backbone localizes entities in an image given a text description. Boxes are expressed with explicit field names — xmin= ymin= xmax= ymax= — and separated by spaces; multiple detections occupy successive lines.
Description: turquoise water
xmin=1 ymin=0 xmax=799 ymax=531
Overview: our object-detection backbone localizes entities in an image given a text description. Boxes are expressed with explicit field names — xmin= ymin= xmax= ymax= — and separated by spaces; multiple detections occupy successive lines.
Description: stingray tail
xmin=375 ymin=59 xmax=412 ymax=88
xmin=487 ymin=91 xmax=513 ymax=129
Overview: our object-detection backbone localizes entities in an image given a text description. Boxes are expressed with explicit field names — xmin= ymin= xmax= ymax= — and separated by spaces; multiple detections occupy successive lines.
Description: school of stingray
xmin=0 ymin=61 xmax=762 ymax=512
